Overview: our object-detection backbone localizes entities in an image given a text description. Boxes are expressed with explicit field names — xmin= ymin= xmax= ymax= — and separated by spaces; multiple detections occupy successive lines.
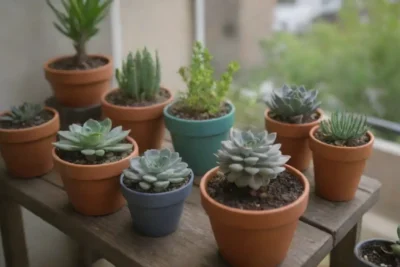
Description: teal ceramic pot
xmin=163 ymin=102 xmax=235 ymax=176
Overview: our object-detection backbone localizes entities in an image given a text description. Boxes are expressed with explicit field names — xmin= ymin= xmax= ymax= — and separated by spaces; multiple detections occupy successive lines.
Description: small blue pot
xmin=163 ymin=101 xmax=235 ymax=176
xmin=354 ymin=239 xmax=396 ymax=267
xmin=120 ymin=172 xmax=194 ymax=237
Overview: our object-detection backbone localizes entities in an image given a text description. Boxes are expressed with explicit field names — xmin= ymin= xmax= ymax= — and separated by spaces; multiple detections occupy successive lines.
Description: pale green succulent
xmin=266 ymin=84 xmax=321 ymax=123
xmin=216 ymin=129 xmax=290 ymax=191
xmin=116 ymin=48 xmax=161 ymax=102
xmin=0 ymin=102 xmax=43 ymax=124
xmin=320 ymin=111 xmax=368 ymax=144
xmin=53 ymin=118 xmax=132 ymax=161
xmin=123 ymin=148 xmax=191 ymax=192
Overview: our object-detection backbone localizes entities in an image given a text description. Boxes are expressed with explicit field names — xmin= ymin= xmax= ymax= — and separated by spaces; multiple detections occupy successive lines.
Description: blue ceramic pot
xmin=163 ymin=102 xmax=235 ymax=176
xmin=120 ymin=172 xmax=194 ymax=237
xmin=354 ymin=239 xmax=396 ymax=267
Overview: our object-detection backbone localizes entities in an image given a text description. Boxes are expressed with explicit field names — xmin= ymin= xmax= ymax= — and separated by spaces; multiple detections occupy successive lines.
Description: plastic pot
xmin=200 ymin=165 xmax=310 ymax=267
xmin=53 ymin=136 xmax=138 ymax=216
xmin=0 ymin=107 xmax=60 ymax=178
xmin=163 ymin=102 xmax=235 ymax=176
xmin=120 ymin=171 xmax=194 ymax=237
xmin=354 ymin=239 xmax=396 ymax=267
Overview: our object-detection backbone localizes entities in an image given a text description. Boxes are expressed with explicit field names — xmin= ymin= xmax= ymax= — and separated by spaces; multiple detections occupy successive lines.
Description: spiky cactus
xmin=123 ymin=148 xmax=191 ymax=192
xmin=116 ymin=48 xmax=161 ymax=102
xmin=216 ymin=129 xmax=290 ymax=191
xmin=266 ymin=84 xmax=321 ymax=123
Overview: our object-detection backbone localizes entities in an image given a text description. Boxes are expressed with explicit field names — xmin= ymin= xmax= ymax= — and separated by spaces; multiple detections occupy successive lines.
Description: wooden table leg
xmin=0 ymin=196 xmax=29 ymax=267
xmin=78 ymin=245 xmax=101 ymax=267
xmin=330 ymin=222 xmax=361 ymax=267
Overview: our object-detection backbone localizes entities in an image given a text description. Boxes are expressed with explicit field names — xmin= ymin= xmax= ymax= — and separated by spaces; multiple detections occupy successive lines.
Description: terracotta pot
xmin=309 ymin=126 xmax=374 ymax=201
xmin=0 ymin=107 xmax=60 ymax=178
xmin=53 ymin=136 xmax=139 ymax=216
xmin=44 ymin=54 xmax=113 ymax=108
xmin=265 ymin=109 xmax=323 ymax=171
xmin=101 ymin=88 xmax=173 ymax=154
xmin=200 ymin=165 xmax=310 ymax=267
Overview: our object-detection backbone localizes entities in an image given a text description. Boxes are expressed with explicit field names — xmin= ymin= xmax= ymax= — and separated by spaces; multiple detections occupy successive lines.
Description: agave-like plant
xmin=123 ymin=148 xmax=191 ymax=192
xmin=116 ymin=48 xmax=161 ymax=102
xmin=216 ymin=128 xmax=290 ymax=191
xmin=265 ymin=84 xmax=321 ymax=123
xmin=319 ymin=111 xmax=368 ymax=144
xmin=0 ymin=103 xmax=43 ymax=124
xmin=53 ymin=118 xmax=133 ymax=161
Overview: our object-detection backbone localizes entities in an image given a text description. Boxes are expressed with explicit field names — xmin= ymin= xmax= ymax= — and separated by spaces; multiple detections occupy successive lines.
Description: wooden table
xmin=0 ymin=139 xmax=381 ymax=267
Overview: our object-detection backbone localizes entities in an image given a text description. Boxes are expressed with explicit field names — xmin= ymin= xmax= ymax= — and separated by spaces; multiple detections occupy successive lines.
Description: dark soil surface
xmin=269 ymin=112 xmax=320 ymax=124
xmin=123 ymin=175 xmax=190 ymax=194
xmin=49 ymin=56 xmax=108 ymax=71
xmin=315 ymin=130 xmax=370 ymax=147
xmin=106 ymin=88 xmax=170 ymax=107
xmin=56 ymin=143 xmax=133 ymax=165
xmin=168 ymin=101 xmax=231 ymax=120
xmin=0 ymin=110 xmax=54 ymax=129
xmin=359 ymin=241 xmax=400 ymax=267
xmin=207 ymin=171 xmax=304 ymax=210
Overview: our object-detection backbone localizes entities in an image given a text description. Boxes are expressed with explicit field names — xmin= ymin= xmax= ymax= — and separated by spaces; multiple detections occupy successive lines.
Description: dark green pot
xmin=163 ymin=102 xmax=235 ymax=176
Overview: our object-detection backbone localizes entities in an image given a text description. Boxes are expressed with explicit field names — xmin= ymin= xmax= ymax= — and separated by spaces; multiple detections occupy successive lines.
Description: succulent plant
xmin=0 ymin=103 xmax=43 ymax=124
xmin=216 ymin=128 xmax=290 ymax=191
xmin=123 ymin=148 xmax=191 ymax=192
xmin=392 ymin=225 xmax=400 ymax=257
xmin=116 ymin=48 xmax=161 ymax=102
xmin=319 ymin=111 xmax=368 ymax=144
xmin=265 ymin=84 xmax=321 ymax=123
xmin=53 ymin=118 xmax=132 ymax=161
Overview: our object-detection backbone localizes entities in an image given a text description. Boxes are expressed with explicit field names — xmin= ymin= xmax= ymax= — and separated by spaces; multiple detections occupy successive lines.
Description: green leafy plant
xmin=46 ymin=0 xmax=112 ymax=67
xmin=392 ymin=225 xmax=400 ymax=257
xmin=53 ymin=118 xmax=132 ymax=161
xmin=266 ymin=84 xmax=321 ymax=123
xmin=116 ymin=48 xmax=161 ymax=102
xmin=177 ymin=41 xmax=240 ymax=115
xmin=216 ymin=129 xmax=290 ymax=192
xmin=319 ymin=111 xmax=369 ymax=144
xmin=123 ymin=148 xmax=191 ymax=192
xmin=0 ymin=103 xmax=43 ymax=124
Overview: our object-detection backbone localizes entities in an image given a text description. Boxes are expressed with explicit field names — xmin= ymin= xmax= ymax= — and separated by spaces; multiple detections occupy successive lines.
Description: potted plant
xmin=264 ymin=84 xmax=322 ymax=171
xmin=120 ymin=148 xmax=193 ymax=237
xmin=309 ymin=111 xmax=374 ymax=201
xmin=44 ymin=0 xmax=113 ymax=107
xmin=163 ymin=41 xmax=240 ymax=176
xmin=200 ymin=128 xmax=310 ymax=267
xmin=354 ymin=225 xmax=400 ymax=267
xmin=0 ymin=103 xmax=60 ymax=178
xmin=52 ymin=118 xmax=138 ymax=216
xmin=101 ymin=49 xmax=173 ymax=154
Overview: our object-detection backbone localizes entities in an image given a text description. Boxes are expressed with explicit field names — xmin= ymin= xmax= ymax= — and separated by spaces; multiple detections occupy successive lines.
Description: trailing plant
xmin=216 ymin=128 xmax=290 ymax=194
xmin=177 ymin=41 xmax=240 ymax=115
xmin=266 ymin=84 xmax=321 ymax=123
xmin=319 ymin=111 xmax=368 ymax=145
xmin=53 ymin=118 xmax=132 ymax=161
xmin=116 ymin=48 xmax=161 ymax=102
xmin=123 ymin=148 xmax=191 ymax=192
xmin=46 ymin=0 xmax=112 ymax=67
xmin=0 ymin=103 xmax=43 ymax=124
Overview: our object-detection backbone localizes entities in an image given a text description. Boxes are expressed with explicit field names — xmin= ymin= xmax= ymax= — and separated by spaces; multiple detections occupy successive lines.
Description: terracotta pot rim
xmin=120 ymin=170 xmax=194 ymax=196
xmin=163 ymin=100 xmax=236 ymax=123
xmin=200 ymin=164 xmax=310 ymax=216
xmin=101 ymin=87 xmax=174 ymax=111
xmin=309 ymin=126 xmax=375 ymax=151
xmin=43 ymin=54 xmax=112 ymax=75
xmin=264 ymin=108 xmax=324 ymax=128
xmin=0 ymin=107 xmax=59 ymax=134
xmin=52 ymin=136 xmax=139 ymax=168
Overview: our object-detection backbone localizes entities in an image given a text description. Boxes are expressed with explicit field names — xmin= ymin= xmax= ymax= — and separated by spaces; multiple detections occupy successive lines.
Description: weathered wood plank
xmin=330 ymin=222 xmax=361 ymax=267
xmin=78 ymin=245 xmax=101 ymax=267
xmin=0 ymin=188 xmax=29 ymax=267
xmin=0 ymin=176 xmax=332 ymax=267
xmin=302 ymin=167 xmax=380 ymax=245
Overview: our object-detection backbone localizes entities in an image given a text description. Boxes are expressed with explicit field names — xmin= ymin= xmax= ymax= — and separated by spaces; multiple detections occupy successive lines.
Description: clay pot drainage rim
xmin=43 ymin=54 xmax=112 ymax=75
xmin=264 ymin=109 xmax=324 ymax=127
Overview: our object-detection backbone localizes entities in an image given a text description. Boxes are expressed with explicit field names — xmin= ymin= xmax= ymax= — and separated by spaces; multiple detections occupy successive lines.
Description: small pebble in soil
xmin=106 ymin=88 xmax=170 ymax=107
xmin=314 ymin=130 xmax=370 ymax=147
xmin=168 ymin=102 xmax=231 ymax=120
xmin=56 ymin=148 xmax=132 ymax=165
xmin=0 ymin=110 xmax=54 ymax=129
xmin=123 ymin=175 xmax=190 ymax=194
xmin=207 ymin=171 xmax=304 ymax=210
